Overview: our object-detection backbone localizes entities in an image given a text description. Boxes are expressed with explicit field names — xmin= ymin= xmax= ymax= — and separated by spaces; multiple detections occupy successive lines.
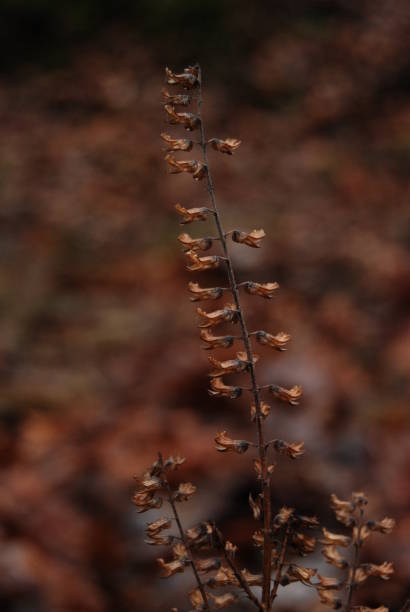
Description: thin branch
xmin=158 ymin=453 xmax=211 ymax=611
xmin=195 ymin=64 xmax=273 ymax=611
xmin=345 ymin=508 xmax=364 ymax=612
xmin=270 ymin=523 xmax=290 ymax=606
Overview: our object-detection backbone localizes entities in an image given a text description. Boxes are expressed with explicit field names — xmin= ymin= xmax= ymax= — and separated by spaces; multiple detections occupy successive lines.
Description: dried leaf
xmin=161 ymin=132 xmax=193 ymax=151
xmin=244 ymin=281 xmax=279 ymax=299
xmin=232 ymin=228 xmax=266 ymax=248
xmin=186 ymin=251 xmax=221 ymax=272
xmin=209 ymin=377 xmax=242 ymax=399
xmin=255 ymin=330 xmax=291 ymax=350
xmin=270 ymin=384 xmax=303 ymax=405
xmin=175 ymin=203 xmax=209 ymax=224
xmin=208 ymin=138 xmax=241 ymax=155
xmin=197 ymin=304 xmax=238 ymax=327
xmin=200 ymin=329 xmax=235 ymax=349
xmin=214 ymin=431 xmax=250 ymax=454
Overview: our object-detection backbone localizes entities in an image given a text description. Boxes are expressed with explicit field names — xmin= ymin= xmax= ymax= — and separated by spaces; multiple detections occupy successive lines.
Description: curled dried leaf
xmin=189 ymin=282 xmax=223 ymax=301
xmin=231 ymin=228 xmax=266 ymax=248
xmin=209 ymin=377 xmax=242 ymax=399
xmin=165 ymin=154 xmax=207 ymax=179
xmin=161 ymin=132 xmax=193 ymax=151
xmin=214 ymin=431 xmax=250 ymax=454
xmin=200 ymin=329 xmax=235 ymax=349
xmin=273 ymin=439 xmax=305 ymax=459
xmin=255 ymin=330 xmax=291 ymax=350
xmin=165 ymin=66 xmax=199 ymax=88
xmin=250 ymin=400 xmax=270 ymax=421
xmin=208 ymin=138 xmax=241 ymax=155
xmin=367 ymin=517 xmax=395 ymax=534
xmin=249 ymin=492 xmax=262 ymax=520
xmin=187 ymin=251 xmax=221 ymax=272
xmin=197 ymin=304 xmax=238 ymax=327
xmin=244 ymin=282 xmax=279 ymax=299
xmin=270 ymin=384 xmax=303 ymax=405
xmin=320 ymin=528 xmax=351 ymax=548
xmin=322 ymin=545 xmax=348 ymax=569
xmin=175 ymin=203 xmax=209 ymax=224
xmin=162 ymin=89 xmax=191 ymax=106
xmin=164 ymin=104 xmax=200 ymax=130
xmin=157 ymin=557 xmax=185 ymax=578
xmin=178 ymin=233 xmax=213 ymax=252
xmin=173 ymin=482 xmax=197 ymax=502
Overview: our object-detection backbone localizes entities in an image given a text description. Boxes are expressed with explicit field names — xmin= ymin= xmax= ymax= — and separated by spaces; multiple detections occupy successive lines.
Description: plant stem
xmin=270 ymin=523 xmax=290 ymax=606
xmin=345 ymin=508 xmax=364 ymax=611
xmin=195 ymin=65 xmax=273 ymax=611
xmin=158 ymin=453 xmax=210 ymax=611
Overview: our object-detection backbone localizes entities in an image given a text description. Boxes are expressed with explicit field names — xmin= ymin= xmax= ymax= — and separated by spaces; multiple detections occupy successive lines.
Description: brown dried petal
xmin=209 ymin=377 xmax=242 ymax=399
xmin=165 ymin=66 xmax=199 ymax=88
xmin=322 ymin=545 xmax=347 ymax=569
xmin=197 ymin=304 xmax=238 ymax=327
xmin=255 ymin=330 xmax=291 ymax=350
xmin=165 ymin=154 xmax=206 ymax=179
xmin=244 ymin=281 xmax=279 ymax=299
xmin=200 ymin=329 xmax=235 ymax=349
xmin=189 ymin=588 xmax=206 ymax=610
xmin=320 ymin=528 xmax=351 ymax=547
xmin=157 ymin=557 xmax=185 ymax=577
xmin=270 ymin=384 xmax=303 ymax=405
xmin=161 ymin=132 xmax=193 ymax=151
xmin=274 ymin=506 xmax=295 ymax=526
xmin=163 ymin=455 xmax=186 ymax=470
xmin=175 ymin=203 xmax=209 ymax=224
xmin=252 ymin=530 xmax=264 ymax=547
xmin=186 ymin=251 xmax=221 ymax=272
xmin=208 ymin=352 xmax=254 ymax=377
xmin=208 ymin=138 xmax=241 ymax=155
xmin=144 ymin=535 xmax=174 ymax=546
xmin=297 ymin=515 xmax=320 ymax=528
xmin=214 ymin=431 xmax=250 ymax=454
xmin=133 ymin=492 xmax=163 ymax=513
xmin=188 ymin=282 xmax=223 ymax=301
xmin=232 ymin=229 xmax=266 ymax=248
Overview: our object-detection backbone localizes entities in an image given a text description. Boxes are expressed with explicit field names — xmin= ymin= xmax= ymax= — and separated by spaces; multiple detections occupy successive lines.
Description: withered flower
xmin=320 ymin=527 xmax=350 ymax=548
xmin=316 ymin=575 xmax=341 ymax=590
xmin=249 ymin=493 xmax=262 ymax=520
xmin=255 ymin=330 xmax=291 ymax=350
xmin=133 ymin=491 xmax=163 ymax=513
xmin=164 ymin=104 xmax=200 ymax=130
xmin=146 ymin=517 xmax=172 ymax=537
xmin=208 ymin=351 xmax=256 ymax=377
xmin=363 ymin=562 xmax=394 ymax=580
xmin=186 ymin=522 xmax=213 ymax=547
xmin=161 ymin=132 xmax=193 ymax=152
xmin=270 ymin=384 xmax=303 ymax=405
xmin=188 ymin=282 xmax=223 ymax=301
xmin=197 ymin=304 xmax=238 ymax=327
xmin=250 ymin=400 xmax=271 ymax=421
xmin=354 ymin=524 xmax=371 ymax=545
xmin=163 ymin=455 xmax=186 ymax=470
xmin=173 ymin=543 xmax=188 ymax=559
xmin=165 ymin=66 xmax=198 ymax=88
xmin=225 ymin=540 xmax=238 ymax=558
xmin=175 ymin=203 xmax=209 ymax=224
xmin=196 ymin=558 xmax=221 ymax=573
xmin=161 ymin=89 xmax=191 ymax=106
xmin=157 ymin=557 xmax=186 ymax=578
xmin=273 ymin=439 xmax=305 ymax=459
xmin=144 ymin=534 xmax=174 ymax=546
xmin=274 ymin=506 xmax=294 ymax=526
xmin=322 ymin=545 xmax=348 ymax=569
xmin=351 ymin=607 xmax=388 ymax=611
xmin=186 ymin=251 xmax=221 ymax=272
xmin=297 ymin=515 xmax=320 ymax=528
xmin=252 ymin=530 xmax=264 ymax=547
xmin=208 ymin=138 xmax=241 ymax=155
xmin=207 ymin=566 xmax=238 ymax=588
xmin=200 ymin=329 xmax=235 ymax=349
xmin=208 ymin=592 xmax=237 ymax=609
xmin=352 ymin=491 xmax=368 ymax=507
xmin=134 ymin=474 xmax=162 ymax=492
xmin=367 ymin=517 xmax=395 ymax=534
xmin=209 ymin=377 xmax=242 ymax=399
xmin=189 ymin=588 xmax=206 ymax=610
xmin=330 ymin=494 xmax=355 ymax=526
xmin=285 ymin=564 xmax=317 ymax=585
xmin=292 ymin=532 xmax=316 ymax=554
xmin=214 ymin=431 xmax=250 ymax=454
xmin=173 ymin=482 xmax=197 ymax=501
xmin=178 ymin=233 xmax=213 ymax=252
xmin=241 ymin=569 xmax=263 ymax=586
xmin=244 ymin=281 xmax=279 ymax=299
xmin=317 ymin=588 xmax=342 ymax=609
xmin=165 ymin=154 xmax=207 ymax=179
xmin=232 ymin=229 xmax=266 ymax=248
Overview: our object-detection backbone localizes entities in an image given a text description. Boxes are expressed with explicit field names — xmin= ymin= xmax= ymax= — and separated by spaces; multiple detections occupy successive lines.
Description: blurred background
xmin=0 ymin=1 xmax=409 ymax=610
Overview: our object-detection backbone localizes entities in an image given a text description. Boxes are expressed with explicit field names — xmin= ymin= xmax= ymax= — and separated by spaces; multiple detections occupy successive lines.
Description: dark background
xmin=0 ymin=1 xmax=409 ymax=610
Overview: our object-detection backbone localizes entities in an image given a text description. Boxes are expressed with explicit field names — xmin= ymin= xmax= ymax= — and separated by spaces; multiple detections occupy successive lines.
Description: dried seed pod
xmin=186 ymin=251 xmax=221 ymax=271
xmin=273 ymin=439 xmax=305 ymax=459
xmin=250 ymin=400 xmax=271 ymax=421
xmin=188 ymin=282 xmax=223 ymax=301
xmin=270 ymin=384 xmax=303 ymax=405
xmin=165 ymin=66 xmax=199 ymax=88
xmin=214 ymin=431 xmax=250 ymax=454
xmin=178 ymin=233 xmax=213 ymax=251
xmin=255 ymin=330 xmax=291 ymax=350
xmin=320 ymin=528 xmax=350 ymax=547
xmin=209 ymin=377 xmax=242 ymax=399
xmin=161 ymin=132 xmax=193 ymax=151
xmin=197 ymin=304 xmax=238 ymax=328
xmin=208 ymin=138 xmax=241 ymax=155
xmin=164 ymin=105 xmax=200 ymax=130
xmin=244 ymin=281 xmax=279 ymax=299
xmin=165 ymin=154 xmax=207 ymax=179
xmin=231 ymin=229 xmax=266 ymax=248
xmin=200 ymin=329 xmax=235 ymax=349
xmin=175 ymin=203 xmax=209 ymax=224
xmin=162 ymin=89 xmax=191 ymax=106
xmin=322 ymin=545 xmax=348 ymax=569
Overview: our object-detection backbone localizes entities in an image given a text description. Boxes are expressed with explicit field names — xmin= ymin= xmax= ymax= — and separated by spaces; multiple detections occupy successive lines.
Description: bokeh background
xmin=0 ymin=1 xmax=409 ymax=611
